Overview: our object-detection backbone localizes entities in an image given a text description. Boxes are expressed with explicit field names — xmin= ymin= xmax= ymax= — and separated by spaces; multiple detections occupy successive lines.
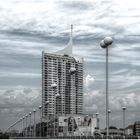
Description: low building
xmin=125 ymin=125 xmax=134 ymax=135
xmin=42 ymin=114 xmax=97 ymax=137
xmin=100 ymin=127 xmax=123 ymax=136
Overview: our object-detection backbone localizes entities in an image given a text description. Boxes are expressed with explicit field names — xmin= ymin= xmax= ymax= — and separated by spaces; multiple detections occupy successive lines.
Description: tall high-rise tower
xmin=42 ymin=25 xmax=83 ymax=118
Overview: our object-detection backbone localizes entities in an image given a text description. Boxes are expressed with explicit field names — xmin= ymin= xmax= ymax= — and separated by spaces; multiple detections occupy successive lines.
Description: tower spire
xmin=71 ymin=24 xmax=73 ymax=46
xmin=55 ymin=24 xmax=73 ymax=55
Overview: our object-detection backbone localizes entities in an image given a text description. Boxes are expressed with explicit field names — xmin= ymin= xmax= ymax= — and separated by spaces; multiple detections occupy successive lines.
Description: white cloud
xmin=85 ymin=74 xmax=95 ymax=85
xmin=0 ymin=87 xmax=41 ymax=130
xmin=84 ymin=89 xmax=140 ymax=128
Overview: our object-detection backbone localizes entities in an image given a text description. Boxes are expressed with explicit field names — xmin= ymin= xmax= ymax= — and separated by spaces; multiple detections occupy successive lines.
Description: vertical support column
xmin=106 ymin=47 xmax=109 ymax=137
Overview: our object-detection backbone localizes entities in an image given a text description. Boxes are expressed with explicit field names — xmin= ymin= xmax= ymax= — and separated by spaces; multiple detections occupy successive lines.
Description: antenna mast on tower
xmin=71 ymin=24 xmax=73 ymax=46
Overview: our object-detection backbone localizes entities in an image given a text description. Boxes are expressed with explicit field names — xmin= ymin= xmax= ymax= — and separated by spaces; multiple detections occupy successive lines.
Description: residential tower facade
xmin=42 ymin=27 xmax=83 ymax=119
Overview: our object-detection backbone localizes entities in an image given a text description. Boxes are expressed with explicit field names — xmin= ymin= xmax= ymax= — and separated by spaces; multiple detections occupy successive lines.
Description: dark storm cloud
xmin=0 ymin=29 xmax=69 ymax=45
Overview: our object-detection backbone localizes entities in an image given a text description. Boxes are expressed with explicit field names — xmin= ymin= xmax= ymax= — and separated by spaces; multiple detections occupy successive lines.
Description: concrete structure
xmin=47 ymin=114 xmax=96 ymax=137
xmin=125 ymin=125 xmax=133 ymax=135
xmin=42 ymin=25 xmax=83 ymax=120
xmin=100 ymin=128 xmax=123 ymax=136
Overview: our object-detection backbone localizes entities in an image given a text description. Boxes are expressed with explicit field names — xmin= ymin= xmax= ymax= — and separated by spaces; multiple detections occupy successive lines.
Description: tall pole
xmin=33 ymin=109 xmax=36 ymax=137
xmin=39 ymin=105 xmax=42 ymax=137
xmin=54 ymin=95 xmax=56 ymax=137
xmin=25 ymin=114 xmax=28 ymax=137
xmin=45 ymin=101 xmax=49 ymax=137
xmin=22 ymin=116 xmax=25 ymax=137
xmin=96 ymin=113 xmax=99 ymax=129
xmin=29 ymin=112 xmax=32 ymax=137
xmin=54 ymin=94 xmax=60 ymax=137
xmin=71 ymin=24 xmax=73 ymax=46
xmin=108 ymin=110 xmax=111 ymax=135
xmin=122 ymin=107 xmax=126 ymax=135
xmin=69 ymin=65 xmax=76 ymax=136
xmin=106 ymin=45 xmax=109 ymax=137
xmin=20 ymin=118 xmax=23 ymax=137
xmin=51 ymin=83 xmax=57 ymax=137
xmin=100 ymin=36 xmax=113 ymax=137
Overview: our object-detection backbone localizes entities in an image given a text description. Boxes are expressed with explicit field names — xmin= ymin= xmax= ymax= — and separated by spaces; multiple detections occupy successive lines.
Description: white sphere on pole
xmin=96 ymin=113 xmax=99 ymax=116
xmin=104 ymin=36 xmax=113 ymax=46
xmin=108 ymin=110 xmax=111 ymax=113
xmin=100 ymin=40 xmax=107 ymax=48
xmin=39 ymin=105 xmax=42 ymax=109
xmin=122 ymin=107 xmax=126 ymax=110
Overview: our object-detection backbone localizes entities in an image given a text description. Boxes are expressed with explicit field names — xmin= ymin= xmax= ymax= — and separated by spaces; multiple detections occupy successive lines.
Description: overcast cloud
xmin=0 ymin=0 xmax=140 ymax=131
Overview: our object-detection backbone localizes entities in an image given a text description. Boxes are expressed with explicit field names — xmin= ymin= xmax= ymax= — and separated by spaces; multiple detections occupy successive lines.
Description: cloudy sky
xmin=0 ymin=0 xmax=140 ymax=131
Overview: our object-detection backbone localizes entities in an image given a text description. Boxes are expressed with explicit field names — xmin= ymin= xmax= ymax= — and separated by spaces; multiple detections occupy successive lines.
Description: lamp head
xmin=108 ymin=110 xmax=111 ymax=113
xmin=104 ymin=36 xmax=113 ymax=46
xmin=33 ymin=109 xmax=36 ymax=112
xmin=122 ymin=107 xmax=126 ymax=110
xmin=39 ymin=105 xmax=42 ymax=109
xmin=96 ymin=113 xmax=99 ymax=116
xmin=100 ymin=40 xmax=108 ymax=48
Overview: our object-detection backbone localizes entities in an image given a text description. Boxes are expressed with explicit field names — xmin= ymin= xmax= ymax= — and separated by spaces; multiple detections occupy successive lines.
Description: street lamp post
xmin=51 ymin=83 xmax=60 ymax=137
xmin=22 ymin=116 xmax=25 ymax=137
xmin=122 ymin=107 xmax=126 ymax=135
xmin=29 ymin=112 xmax=32 ymax=137
xmin=108 ymin=110 xmax=111 ymax=134
xmin=95 ymin=113 xmax=99 ymax=129
xmin=33 ymin=109 xmax=36 ymax=138
xmin=39 ymin=105 xmax=42 ymax=137
xmin=100 ymin=36 xmax=113 ymax=137
xmin=51 ymin=83 xmax=57 ymax=137
xmin=45 ymin=101 xmax=50 ymax=137
xmin=54 ymin=93 xmax=60 ymax=137
xmin=69 ymin=66 xmax=76 ymax=137
xmin=25 ymin=114 xmax=28 ymax=137
xmin=20 ymin=118 xmax=23 ymax=137
xmin=19 ymin=119 xmax=22 ymax=136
